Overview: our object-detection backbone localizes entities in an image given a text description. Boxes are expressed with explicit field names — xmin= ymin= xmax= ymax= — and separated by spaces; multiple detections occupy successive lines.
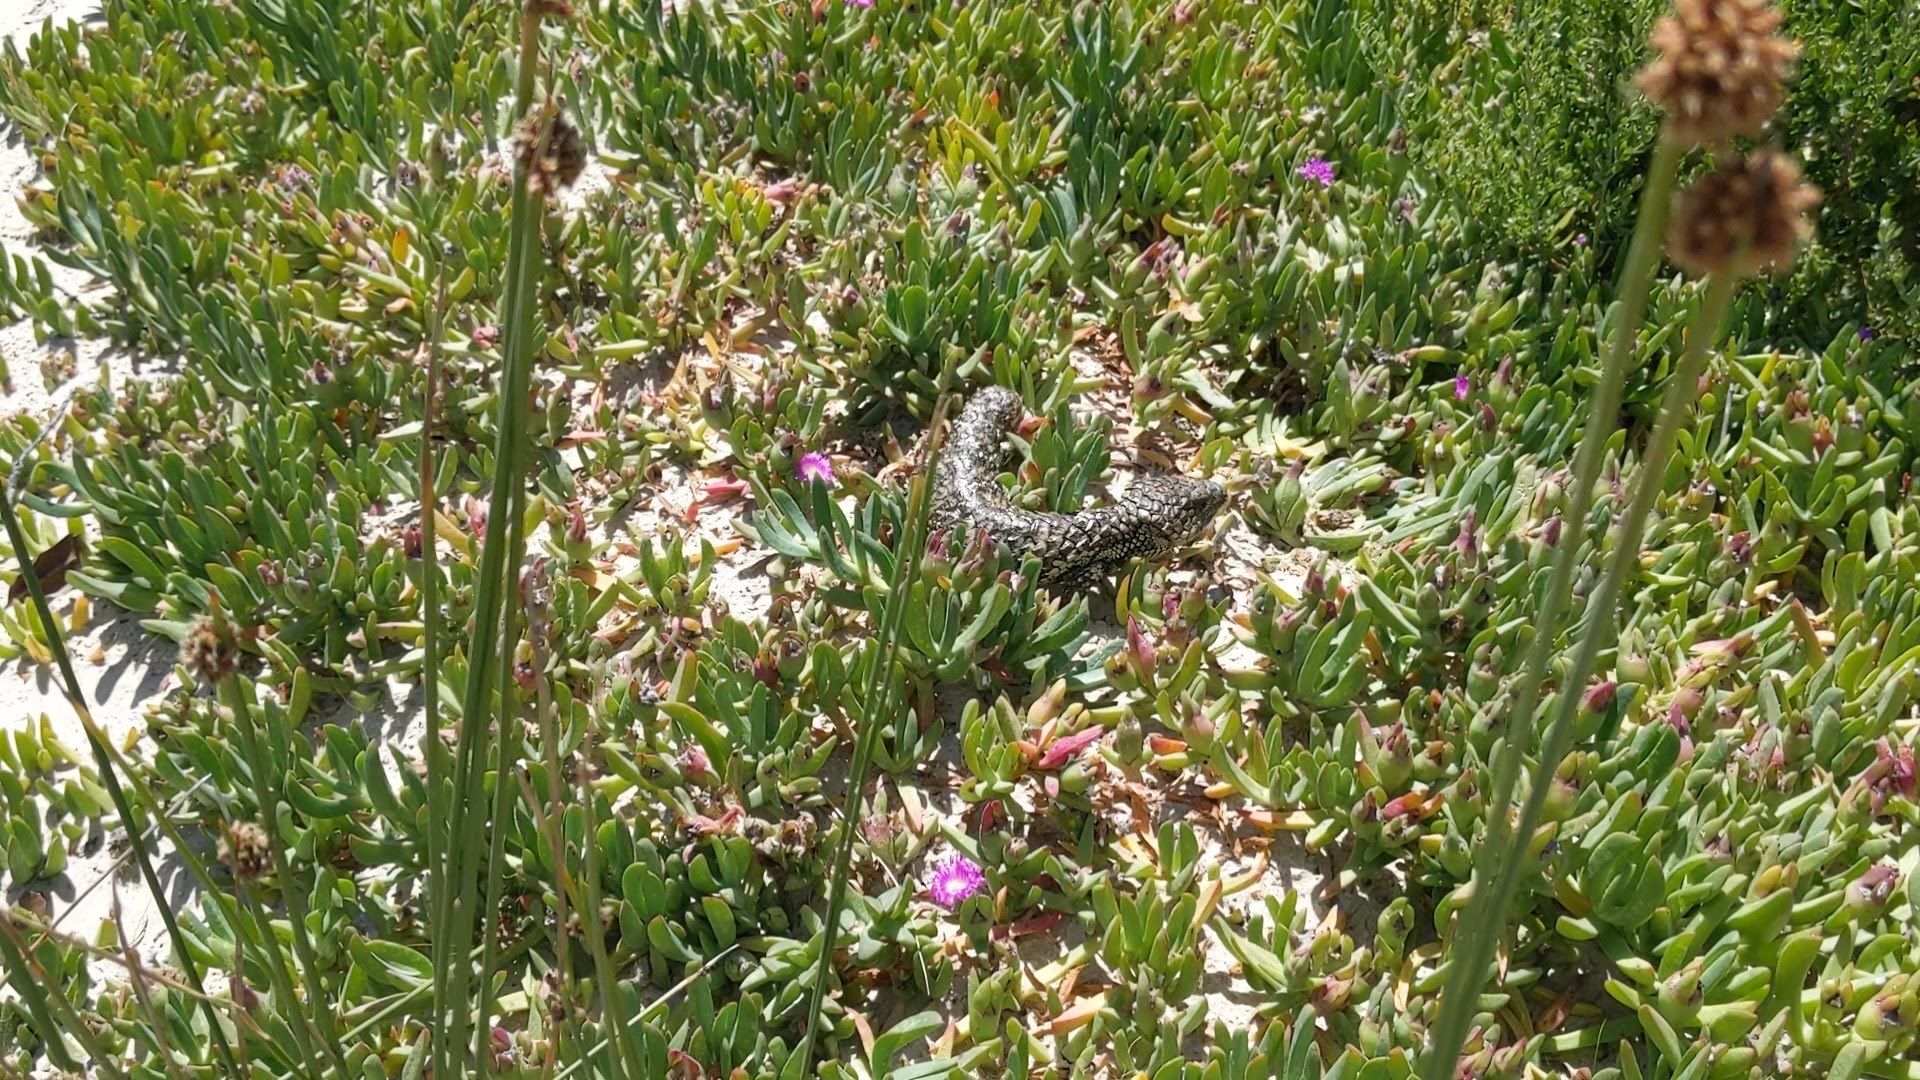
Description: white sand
xmin=0 ymin=0 xmax=188 ymax=971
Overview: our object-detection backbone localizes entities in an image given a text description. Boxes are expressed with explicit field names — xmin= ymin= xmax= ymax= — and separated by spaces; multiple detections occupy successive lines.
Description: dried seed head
xmin=1635 ymin=0 xmax=1798 ymax=146
xmin=526 ymin=0 xmax=574 ymax=18
xmin=181 ymin=613 xmax=240 ymax=684
xmin=515 ymin=109 xmax=588 ymax=196
xmin=218 ymin=821 xmax=271 ymax=881
xmin=1668 ymin=150 xmax=1820 ymax=278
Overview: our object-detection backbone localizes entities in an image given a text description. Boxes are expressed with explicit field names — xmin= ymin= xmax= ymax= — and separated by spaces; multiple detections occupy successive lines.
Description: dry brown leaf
xmin=850 ymin=1011 xmax=876 ymax=1059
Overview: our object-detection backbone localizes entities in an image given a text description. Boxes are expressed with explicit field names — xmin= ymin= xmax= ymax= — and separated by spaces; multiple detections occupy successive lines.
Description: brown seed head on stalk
xmin=1635 ymin=0 xmax=1799 ymax=146
xmin=1668 ymin=150 xmax=1820 ymax=279
xmin=181 ymin=612 xmax=239 ymax=684
xmin=526 ymin=0 xmax=574 ymax=19
xmin=218 ymin=821 xmax=271 ymax=881
xmin=515 ymin=109 xmax=588 ymax=196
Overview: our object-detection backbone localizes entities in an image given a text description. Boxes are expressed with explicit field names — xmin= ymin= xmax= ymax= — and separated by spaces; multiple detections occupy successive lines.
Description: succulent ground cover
xmin=0 ymin=0 xmax=1915 ymax=1075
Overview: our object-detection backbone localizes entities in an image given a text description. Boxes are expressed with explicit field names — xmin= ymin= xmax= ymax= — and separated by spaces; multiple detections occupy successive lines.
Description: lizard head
xmin=1126 ymin=473 xmax=1228 ymax=552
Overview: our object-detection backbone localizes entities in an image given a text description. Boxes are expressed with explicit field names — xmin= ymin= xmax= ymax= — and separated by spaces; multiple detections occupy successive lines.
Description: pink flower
xmin=796 ymin=451 xmax=837 ymax=487
xmin=845 ymin=0 xmax=873 ymax=7
xmin=1454 ymin=374 xmax=1470 ymax=400
xmin=926 ymin=852 xmax=986 ymax=911
xmin=1298 ymin=157 xmax=1335 ymax=188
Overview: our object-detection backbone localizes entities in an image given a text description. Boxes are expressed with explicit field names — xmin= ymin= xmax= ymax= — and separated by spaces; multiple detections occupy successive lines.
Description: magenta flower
xmin=926 ymin=852 xmax=986 ymax=911
xmin=796 ymin=451 xmax=837 ymax=487
xmin=1298 ymin=157 xmax=1335 ymax=188
xmin=845 ymin=0 xmax=873 ymax=7
xmin=1453 ymin=374 xmax=1470 ymax=401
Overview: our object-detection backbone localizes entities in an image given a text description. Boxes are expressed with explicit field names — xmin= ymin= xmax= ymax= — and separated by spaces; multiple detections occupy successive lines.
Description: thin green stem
xmin=223 ymin=673 xmax=351 ymax=1077
xmin=548 ymin=946 xmax=739 ymax=1080
xmin=231 ymin=926 xmax=251 ymax=1074
xmin=111 ymin=889 xmax=190 ymax=1080
xmin=420 ymin=230 xmax=452 ymax=1053
xmin=438 ymin=2 xmax=549 ymax=1068
xmin=1420 ymin=131 xmax=1686 ymax=1078
xmin=0 ymin=465 xmax=240 ymax=1076
xmin=528 ymin=604 xmax=577 ymax=1064
xmin=577 ymin=764 xmax=638 ymax=1080
xmin=335 ymin=935 xmax=539 ymax=1052
xmin=795 ymin=396 xmax=951 ymax=1073
xmin=64 ymin=712 xmax=329 ymax=1063
xmin=238 ymin=882 xmax=323 ymax=1071
xmin=515 ymin=769 xmax=576 ymax=1070
xmin=17 ymin=907 xmax=240 ymax=1011
xmin=76 ymin=740 xmax=314 ymax=1069
xmin=1488 ymin=131 xmax=1686 ymax=836
xmin=1422 ymin=268 xmax=1736 ymax=1079
xmin=474 ymin=508 xmax=528 ymax=1070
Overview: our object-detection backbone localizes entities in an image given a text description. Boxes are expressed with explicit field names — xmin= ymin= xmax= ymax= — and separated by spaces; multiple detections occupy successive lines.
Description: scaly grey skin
xmin=931 ymin=386 xmax=1227 ymax=590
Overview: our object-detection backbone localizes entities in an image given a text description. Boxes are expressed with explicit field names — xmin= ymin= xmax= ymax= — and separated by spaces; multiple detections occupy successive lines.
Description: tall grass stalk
xmin=1496 ymin=269 xmax=1737 ymax=871
xmin=17 ymin=910 xmax=274 ymax=1072
xmin=229 ymin=927 xmax=250 ymax=1072
xmin=435 ymin=0 xmax=552 ymax=1068
xmin=338 ymin=934 xmax=539 ymax=1047
xmin=795 ymin=396 xmax=951 ymax=1075
xmin=111 ymin=888 xmax=189 ymax=1080
xmin=523 ymin=573 xmax=579 ymax=1066
xmin=23 ymin=903 xmax=232 ymax=1007
xmin=474 ymin=509 xmax=530 ymax=1069
xmin=0 ymin=444 xmax=240 ymax=1075
xmin=1419 ymin=130 xmax=1692 ymax=1076
xmin=578 ymin=752 xmax=640 ymax=1079
xmin=515 ymin=771 xmax=576 ymax=1067
xmin=48 ymin=712 xmax=307 ymax=1062
xmin=237 ymin=880 xmax=324 ymax=1070
xmin=66 ymin=712 xmax=366 ymax=1071
xmin=222 ymin=670 xmax=353 ymax=1076
xmin=418 ymin=227 xmax=451 ymax=1060
xmin=547 ymin=946 xmax=740 ymax=1080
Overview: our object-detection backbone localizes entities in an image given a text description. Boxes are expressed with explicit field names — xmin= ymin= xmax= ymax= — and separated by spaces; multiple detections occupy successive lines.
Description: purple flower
xmin=796 ymin=451 xmax=836 ymax=487
xmin=1573 ymin=233 xmax=1588 ymax=247
xmin=845 ymin=0 xmax=873 ymax=8
xmin=1859 ymin=326 xmax=1879 ymax=342
xmin=926 ymin=852 xmax=986 ymax=911
xmin=1297 ymin=157 xmax=1335 ymax=188
xmin=1453 ymin=374 xmax=1470 ymax=401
